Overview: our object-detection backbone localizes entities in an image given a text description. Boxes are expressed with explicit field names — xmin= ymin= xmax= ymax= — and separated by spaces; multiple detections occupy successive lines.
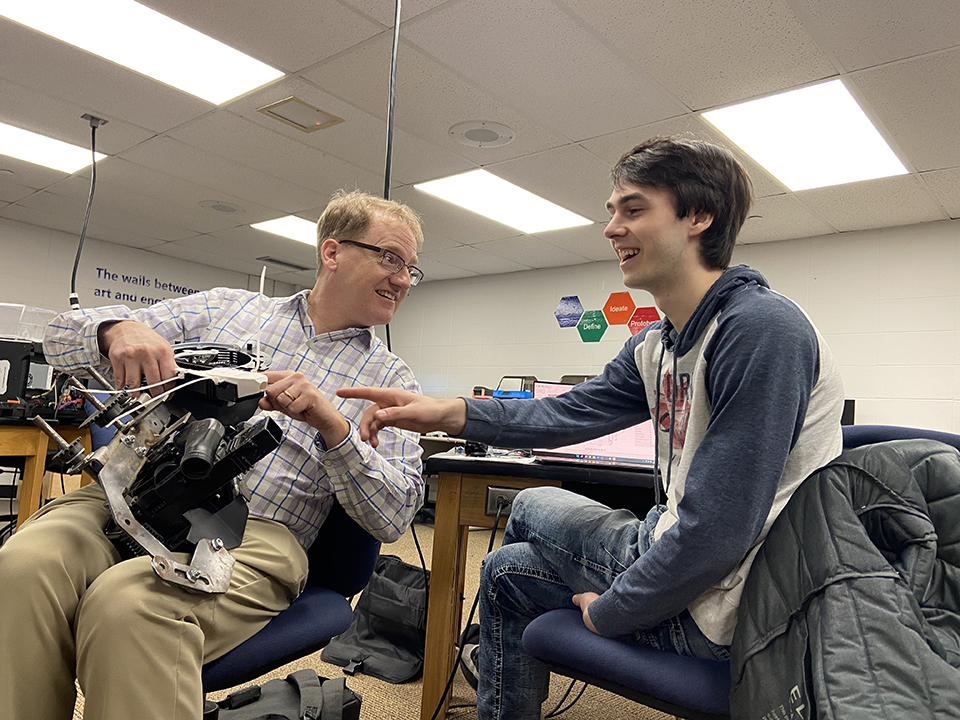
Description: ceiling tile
xmin=532 ymin=223 xmax=611 ymax=262
xmin=0 ymin=177 xmax=37 ymax=205
xmin=0 ymin=155 xmax=69 ymax=194
xmin=70 ymin=157 xmax=287 ymax=232
xmin=228 ymin=76 xmax=474 ymax=185
xmin=415 ymin=256 xmax=480 ymax=282
xmin=0 ymin=19 xmax=212 ymax=133
xmin=849 ymin=49 xmax=960 ymax=171
xmin=0 ymin=77 xmax=155 ymax=156
xmin=168 ymin=109 xmax=385 ymax=199
xmin=149 ymin=239 xmax=269 ymax=277
xmin=117 ymin=136 xmax=318 ymax=213
xmin=139 ymin=0 xmax=383 ymax=73
xmin=738 ymin=194 xmax=837 ymax=244
xmin=473 ymin=235 xmax=593 ymax=268
xmin=172 ymin=224 xmax=318 ymax=277
xmin=341 ymin=0 xmax=450 ymax=27
xmin=303 ymin=36 xmax=570 ymax=165
xmin=0 ymin=198 xmax=172 ymax=249
xmin=561 ymin=0 xmax=837 ymax=109
xmin=579 ymin=114 xmax=787 ymax=198
xmin=44 ymin=170 xmax=276 ymax=237
xmin=421 ymin=245 xmax=531 ymax=275
xmin=787 ymin=0 xmax=960 ymax=71
xmin=416 ymin=233 xmax=463 ymax=253
xmin=8 ymin=187 xmax=197 ymax=244
xmin=487 ymin=144 xmax=615 ymax=222
xmin=796 ymin=175 xmax=947 ymax=231
xmin=403 ymin=0 xmax=685 ymax=140
xmin=920 ymin=168 xmax=960 ymax=218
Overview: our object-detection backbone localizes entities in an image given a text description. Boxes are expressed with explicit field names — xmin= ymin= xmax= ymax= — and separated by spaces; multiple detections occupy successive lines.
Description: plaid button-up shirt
xmin=44 ymin=288 xmax=424 ymax=547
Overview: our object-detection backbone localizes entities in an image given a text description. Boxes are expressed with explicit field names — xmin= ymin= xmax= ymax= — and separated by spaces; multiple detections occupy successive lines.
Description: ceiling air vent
xmin=257 ymin=256 xmax=312 ymax=272
xmin=257 ymin=97 xmax=344 ymax=133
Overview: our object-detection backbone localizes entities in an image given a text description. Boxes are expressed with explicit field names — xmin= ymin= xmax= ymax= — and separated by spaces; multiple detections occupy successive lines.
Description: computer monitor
xmin=531 ymin=381 xmax=656 ymax=470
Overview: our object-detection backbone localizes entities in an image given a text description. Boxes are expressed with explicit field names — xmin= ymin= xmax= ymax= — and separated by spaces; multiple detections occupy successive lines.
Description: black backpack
xmin=321 ymin=554 xmax=429 ymax=683
xmin=207 ymin=670 xmax=360 ymax=720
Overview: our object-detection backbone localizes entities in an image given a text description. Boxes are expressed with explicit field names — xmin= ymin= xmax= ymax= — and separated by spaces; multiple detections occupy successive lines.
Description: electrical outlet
xmin=485 ymin=486 xmax=522 ymax=516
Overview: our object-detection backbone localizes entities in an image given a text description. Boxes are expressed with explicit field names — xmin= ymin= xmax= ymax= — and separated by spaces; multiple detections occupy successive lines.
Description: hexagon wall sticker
xmin=577 ymin=310 xmax=608 ymax=342
xmin=603 ymin=292 xmax=636 ymax=325
xmin=555 ymin=296 xmax=584 ymax=328
xmin=628 ymin=306 xmax=661 ymax=336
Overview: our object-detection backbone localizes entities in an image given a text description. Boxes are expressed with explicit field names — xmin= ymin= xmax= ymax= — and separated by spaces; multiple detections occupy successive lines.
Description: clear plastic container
xmin=0 ymin=303 xmax=58 ymax=341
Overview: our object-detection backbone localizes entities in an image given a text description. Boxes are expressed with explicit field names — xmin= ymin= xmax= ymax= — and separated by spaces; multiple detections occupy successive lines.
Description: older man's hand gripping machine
xmin=31 ymin=345 xmax=283 ymax=595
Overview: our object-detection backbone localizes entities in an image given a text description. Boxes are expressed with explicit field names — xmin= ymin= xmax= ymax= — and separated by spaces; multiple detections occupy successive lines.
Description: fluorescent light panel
xmin=0 ymin=121 xmax=106 ymax=173
xmin=415 ymin=170 xmax=593 ymax=233
xmin=252 ymin=216 xmax=316 ymax=246
xmin=0 ymin=0 xmax=283 ymax=104
xmin=702 ymin=80 xmax=907 ymax=192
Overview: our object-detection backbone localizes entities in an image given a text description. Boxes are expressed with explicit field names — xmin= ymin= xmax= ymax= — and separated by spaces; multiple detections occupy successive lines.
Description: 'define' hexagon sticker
xmin=577 ymin=310 xmax=608 ymax=342
xmin=555 ymin=296 xmax=584 ymax=328
xmin=627 ymin=306 xmax=661 ymax=336
xmin=603 ymin=292 xmax=636 ymax=325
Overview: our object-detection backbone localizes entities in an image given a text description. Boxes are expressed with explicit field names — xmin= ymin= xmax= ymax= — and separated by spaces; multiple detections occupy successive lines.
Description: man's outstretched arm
xmin=336 ymin=387 xmax=466 ymax=447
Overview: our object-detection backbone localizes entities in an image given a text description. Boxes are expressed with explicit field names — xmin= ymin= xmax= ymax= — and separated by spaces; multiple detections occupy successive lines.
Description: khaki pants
xmin=0 ymin=484 xmax=308 ymax=720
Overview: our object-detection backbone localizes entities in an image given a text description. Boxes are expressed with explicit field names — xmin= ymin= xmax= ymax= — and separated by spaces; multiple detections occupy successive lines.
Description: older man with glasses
xmin=0 ymin=189 xmax=427 ymax=720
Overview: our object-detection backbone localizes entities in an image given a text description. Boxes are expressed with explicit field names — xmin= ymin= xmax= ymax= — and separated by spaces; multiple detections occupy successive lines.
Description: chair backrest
xmin=842 ymin=424 xmax=960 ymax=452
xmin=306 ymin=499 xmax=381 ymax=596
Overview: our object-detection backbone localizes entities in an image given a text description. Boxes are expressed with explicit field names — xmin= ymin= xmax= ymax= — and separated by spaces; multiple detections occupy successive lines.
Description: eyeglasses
xmin=338 ymin=240 xmax=424 ymax=286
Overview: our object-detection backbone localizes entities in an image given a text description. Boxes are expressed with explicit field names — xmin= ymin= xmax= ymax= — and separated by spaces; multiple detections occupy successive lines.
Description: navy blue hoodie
xmin=462 ymin=265 xmax=844 ymax=644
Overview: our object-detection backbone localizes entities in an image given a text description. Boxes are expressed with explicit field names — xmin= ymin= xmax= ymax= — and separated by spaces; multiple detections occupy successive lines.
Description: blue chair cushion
xmin=200 ymin=502 xmax=380 ymax=693
xmin=523 ymin=609 xmax=730 ymax=717
xmin=201 ymin=586 xmax=354 ymax=692
xmin=842 ymin=424 xmax=960 ymax=451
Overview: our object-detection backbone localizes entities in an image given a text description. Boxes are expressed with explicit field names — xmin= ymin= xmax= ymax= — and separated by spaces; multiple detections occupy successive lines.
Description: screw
xmin=135 ymin=446 xmax=147 ymax=457
xmin=121 ymin=435 xmax=135 ymax=447
xmin=187 ymin=569 xmax=202 ymax=583
xmin=211 ymin=538 xmax=224 ymax=550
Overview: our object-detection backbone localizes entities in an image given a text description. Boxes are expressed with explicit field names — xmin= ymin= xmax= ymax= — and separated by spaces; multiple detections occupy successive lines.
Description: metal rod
xmin=32 ymin=415 xmax=70 ymax=451
xmin=84 ymin=366 xmax=116 ymax=392
xmin=382 ymin=0 xmax=402 ymax=201
xmin=68 ymin=376 xmax=106 ymax=411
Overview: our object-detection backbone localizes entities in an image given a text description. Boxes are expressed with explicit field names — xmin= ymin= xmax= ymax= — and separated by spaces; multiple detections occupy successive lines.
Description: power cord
xmin=410 ymin=520 xmax=429 ymax=598
xmin=68 ymin=114 xmax=107 ymax=310
xmin=544 ymin=679 xmax=588 ymax=717
xmin=428 ymin=496 xmax=508 ymax=720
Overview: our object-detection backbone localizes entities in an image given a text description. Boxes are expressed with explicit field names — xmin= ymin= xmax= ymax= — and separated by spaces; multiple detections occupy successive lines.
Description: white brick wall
xmin=394 ymin=218 xmax=960 ymax=433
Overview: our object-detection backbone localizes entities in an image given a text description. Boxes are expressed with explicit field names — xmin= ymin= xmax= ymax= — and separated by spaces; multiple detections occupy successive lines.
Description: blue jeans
xmin=477 ymin=486 xmax=729 ymax=720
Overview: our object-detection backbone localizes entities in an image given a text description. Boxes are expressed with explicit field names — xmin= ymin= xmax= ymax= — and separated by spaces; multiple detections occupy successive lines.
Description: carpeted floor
xmin=73 ymin=519 xmax=672 ymax=719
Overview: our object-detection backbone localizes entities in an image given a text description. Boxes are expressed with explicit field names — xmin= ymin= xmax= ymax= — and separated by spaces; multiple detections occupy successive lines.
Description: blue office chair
xmin=202 ymin=500 xmax=381 ymax=692
xmin=521 ymin=424 xmax=960 ymax=719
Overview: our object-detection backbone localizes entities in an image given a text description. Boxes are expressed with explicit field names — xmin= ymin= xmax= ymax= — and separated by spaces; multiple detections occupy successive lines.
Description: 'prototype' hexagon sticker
xmin=628 ymin=307 xmax=660 ymax=336
xmin=555 ymin=296 xmax=584 ymax=328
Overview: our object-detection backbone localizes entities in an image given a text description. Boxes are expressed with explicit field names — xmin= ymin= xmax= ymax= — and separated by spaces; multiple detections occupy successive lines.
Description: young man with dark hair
xmin=340 ymin=137 xmax=845 ymax=720
xmin=0 ymin=190 xmax=427 ymax=720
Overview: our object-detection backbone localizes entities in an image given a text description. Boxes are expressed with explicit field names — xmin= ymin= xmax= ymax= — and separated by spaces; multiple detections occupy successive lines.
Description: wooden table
xmin=419 ymin=453 xmax=655 ymax=720
xmin=0 ymin=423 xmax=92 ymax=528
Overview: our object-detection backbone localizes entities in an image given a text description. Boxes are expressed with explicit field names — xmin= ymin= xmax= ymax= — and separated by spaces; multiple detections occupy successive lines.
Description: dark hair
xmin=611 ymin=136 xmax=753 ymax=270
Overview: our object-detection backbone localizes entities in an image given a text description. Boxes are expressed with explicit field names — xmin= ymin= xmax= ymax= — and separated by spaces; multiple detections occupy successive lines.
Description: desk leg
xmin=16 ymin=430 xmax=49 ymax=528
xmin=421 ymin=472 xmax=470 ymax=720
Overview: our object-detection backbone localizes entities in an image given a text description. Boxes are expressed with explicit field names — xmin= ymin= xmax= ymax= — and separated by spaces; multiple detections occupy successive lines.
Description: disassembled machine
xmin=33 ymin=344 xmax=282 ymax=594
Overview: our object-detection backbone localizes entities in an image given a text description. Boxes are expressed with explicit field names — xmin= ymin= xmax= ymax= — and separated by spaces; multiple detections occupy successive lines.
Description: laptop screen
xmin=531 ymin=381 xmax=656 ymax=470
